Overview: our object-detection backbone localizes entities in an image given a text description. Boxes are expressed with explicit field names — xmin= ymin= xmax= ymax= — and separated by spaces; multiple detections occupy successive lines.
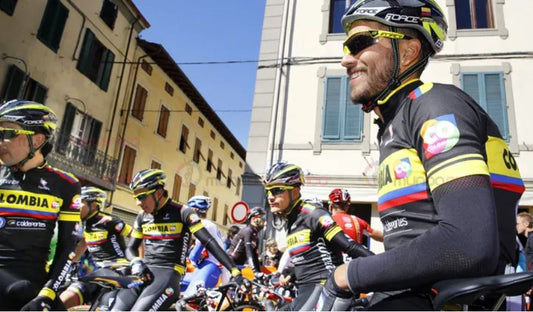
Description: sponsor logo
xmin=319 ymin=215 xmax=334 ymax=228
xmin=394 ymin=157 xmax=412 ymax=180
xmin=385 ymin=13 xmax=420 ymax=24
xmin=7 ymin=219 xmax=47 ymax=228
xmin=38 ymin=178 xmax=50 ymax=191
xmin=420 ymin=114 xmax=460 ymax=159
xmin=384 ymin=217 xmax=408 ymax=232
xmin=0 ymin=217 xmax=5 ymax=228
xmin=0 ymin=178 xmax=19 ymax=185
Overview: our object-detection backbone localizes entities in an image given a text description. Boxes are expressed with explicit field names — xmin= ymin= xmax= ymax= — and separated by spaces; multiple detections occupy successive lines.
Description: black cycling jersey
xmin=130 ymin=198 xmax=199 ymax=274
xmin=284 ymin=199 xmax=371 ymax=286
xmin=83 ymin=211 xmax=132 ymax=262
xmin=228 ymin=225 xmax=261 ymax=272
xmin=0 ymin=162 xmax=80 ymax=308
xmin=345 ymin=79 xmax=525 ymax=294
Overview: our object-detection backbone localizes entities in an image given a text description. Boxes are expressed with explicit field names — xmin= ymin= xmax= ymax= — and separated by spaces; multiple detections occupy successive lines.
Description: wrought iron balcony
xmin=47 ymin=132 xmax=118 ymax=190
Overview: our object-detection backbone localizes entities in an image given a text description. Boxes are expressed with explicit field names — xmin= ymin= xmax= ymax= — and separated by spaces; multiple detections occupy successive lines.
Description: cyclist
xmin=328 ymin=188 xmax=383 ymax=245
xmin=227 ymin=206 xmax=266 ymax=275
xmin=60 ymin=186 xmax=133 ymax=308
xmin=0 ymin=100 xmax=81 ymax=311
xmin=111 ymin=169 xmax=244 ymax=311
xmin=263 ymin=161 xmax=372 ymax=311
xmin=317 ymin=0 xmax=525 ymax=310
xmin=181 ymin=195 xmax=227 ymax=296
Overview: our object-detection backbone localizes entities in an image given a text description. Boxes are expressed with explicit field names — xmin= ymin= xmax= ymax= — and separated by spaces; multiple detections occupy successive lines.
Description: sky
xmin=131 ymin=1 xmax=267 ymax=150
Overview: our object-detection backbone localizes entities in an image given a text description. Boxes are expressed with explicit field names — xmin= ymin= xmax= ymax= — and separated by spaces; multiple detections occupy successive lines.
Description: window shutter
xmin=99 ymin=49 xmax=115 ymax=90
xmin=484 ymin=73 xmax=508 ymax=139
xmin=0 ymin=65 xmax=24 ymax=101
xmin=77 ymin=29 xmax=95 ymax=74
xmin=50 ymin=3 xmax=68 ymax=51
xmin=323 ymin=77 xmax=342 ymax=139
xmin=58 ymin=102 xmax=77 ymax=153
xmin=462 ymin=73 xmax=482 ymax=106
xmin=344 ymin=99 xmax=362 ymax=140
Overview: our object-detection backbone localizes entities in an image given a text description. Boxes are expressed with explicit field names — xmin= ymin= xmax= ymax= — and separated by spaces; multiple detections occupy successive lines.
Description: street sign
xmin=231 ymin=201 xmax=249 ymax=223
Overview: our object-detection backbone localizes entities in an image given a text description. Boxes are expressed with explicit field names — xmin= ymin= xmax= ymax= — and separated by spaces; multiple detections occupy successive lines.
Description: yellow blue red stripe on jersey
xmin=486 ymin=136 xmax=525 ymax=194
xmin=287 ymin=229 xmax=312 ymax=257
xmin=0 ymin=189 xmax=62 ymax=219
xmin=43 ymin=164 xmax=79 ymax=184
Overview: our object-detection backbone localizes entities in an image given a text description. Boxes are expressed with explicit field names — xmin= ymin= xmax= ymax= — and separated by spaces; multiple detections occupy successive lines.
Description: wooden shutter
xmin=323 ymin=77 xmax=342 ymax=139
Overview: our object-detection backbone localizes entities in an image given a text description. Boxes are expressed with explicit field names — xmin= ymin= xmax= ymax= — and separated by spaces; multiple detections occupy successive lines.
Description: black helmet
xmin=0 ymin=99 xmax=57 ymax=137
xmin=129 ymin=169 xmax=166 ymax=197
xmin=341 ymin=0 xmax=447 ymax=54
xmin=247 ymin=206 xmax=266 ymax=221
xmin=81 ymin=186 xmax=107 ymax=210
xmin=263 ymin=161 xmax=305 ymax=187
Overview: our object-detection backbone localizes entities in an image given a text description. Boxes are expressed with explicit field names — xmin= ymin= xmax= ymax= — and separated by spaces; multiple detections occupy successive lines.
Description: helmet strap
xmin=364 ymin=26 xmax=429 ymax=113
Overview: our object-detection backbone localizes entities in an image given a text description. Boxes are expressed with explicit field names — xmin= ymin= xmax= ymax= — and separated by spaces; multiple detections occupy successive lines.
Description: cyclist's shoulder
xmin=39 ymin=162 xmax=80 ymax=185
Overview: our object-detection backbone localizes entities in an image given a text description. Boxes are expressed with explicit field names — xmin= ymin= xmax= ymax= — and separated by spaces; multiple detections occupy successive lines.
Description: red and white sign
xmin=231 ymin=201 xmax=249 ymax=223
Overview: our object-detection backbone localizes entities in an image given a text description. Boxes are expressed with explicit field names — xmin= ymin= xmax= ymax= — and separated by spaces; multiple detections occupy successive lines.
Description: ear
xmin=400 ymin=38 xmax=422 ymax=68
xmin=32 ymin=133 xmax=46 ymax=148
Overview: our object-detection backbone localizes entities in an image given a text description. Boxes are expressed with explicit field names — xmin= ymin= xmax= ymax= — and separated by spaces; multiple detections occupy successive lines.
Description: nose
xmin=341 ymin=52 xmax=357 ymax=68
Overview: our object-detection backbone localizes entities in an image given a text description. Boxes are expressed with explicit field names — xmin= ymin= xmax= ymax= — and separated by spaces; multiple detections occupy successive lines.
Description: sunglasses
xmin=266 ymin=186 xmax=294 ymax=196
xmin=135 ymin=189 xmax=156 ymax=201
xmin=0 ymin=127 xmax=34 ymax=141
xmin=343 ymin=29 xmax=412 ymax=55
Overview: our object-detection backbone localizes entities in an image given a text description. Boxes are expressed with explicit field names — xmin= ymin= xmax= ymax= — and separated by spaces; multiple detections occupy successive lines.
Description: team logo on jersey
xmin=394 ymin=157 xmax=412 ymax=179
xmin=38 ymin=178 xmax=50 ymax=191
xmin=319 ymin=215 xmax=334 ymax=228
xmin=420 ymin=114 xmax=460 ymax=159
xmin=71 ymin=195 xmax=82 ymax=210
xmin=115 ymin=223 xmax=124 ymax=232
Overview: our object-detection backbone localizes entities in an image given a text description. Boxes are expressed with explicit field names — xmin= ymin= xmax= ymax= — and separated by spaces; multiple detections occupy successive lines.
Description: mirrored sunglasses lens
xmin=270 ymin=187 xmax=286 ymax=196
xmin=344 ymin=34 xmax=376 ymax=55
xmin=136 ymin=194 xmax=148 ymax=201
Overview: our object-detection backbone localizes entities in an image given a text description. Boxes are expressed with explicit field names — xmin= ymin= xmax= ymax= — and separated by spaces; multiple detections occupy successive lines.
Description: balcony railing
xmin=47 ymin=133 xmax=118 ymax=190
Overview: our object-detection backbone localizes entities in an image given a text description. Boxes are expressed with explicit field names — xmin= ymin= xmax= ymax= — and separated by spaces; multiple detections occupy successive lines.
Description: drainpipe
xmin=103 ymin=15 xmax=140 ymax=179
xmin=66 ymin=0 xmax=86 ymax=61
xmin=107 ymin=51 xmax=147 ymax=207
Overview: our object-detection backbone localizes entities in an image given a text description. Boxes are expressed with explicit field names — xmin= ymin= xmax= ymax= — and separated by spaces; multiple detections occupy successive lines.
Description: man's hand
xmin=21 ymin=296 xmax=53 ymax=311
xmin=131 ymin=258 xmax=153 ymax=283
xmin=279 ymin=274 xmax=292 ymax=286
xmin=315 ymin=269 xmax=355 ymax=311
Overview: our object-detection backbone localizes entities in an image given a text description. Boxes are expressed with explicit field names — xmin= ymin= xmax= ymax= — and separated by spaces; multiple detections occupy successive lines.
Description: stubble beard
xmin=350 ymin=53 xmax=395 ymax=105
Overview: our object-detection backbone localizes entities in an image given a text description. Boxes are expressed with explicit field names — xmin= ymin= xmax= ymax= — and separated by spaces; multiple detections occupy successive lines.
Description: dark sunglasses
xmin=135 ymin=189 xmax=156 ymax=201
xmin=343 ymin=29 xmax=412 ymax=56
xmin=266 ymin=186 xmax=294 ymax=196
xmin=0 ymin=127 xmax=34 ymax=141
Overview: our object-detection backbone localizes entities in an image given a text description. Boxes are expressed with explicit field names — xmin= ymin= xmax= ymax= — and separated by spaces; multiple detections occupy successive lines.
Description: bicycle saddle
xmin=431 ymin=272 xmax=533 ymax=310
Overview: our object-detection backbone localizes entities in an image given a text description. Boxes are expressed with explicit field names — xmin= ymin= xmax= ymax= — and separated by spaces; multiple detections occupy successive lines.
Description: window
xmin=188 ymin=183 xmax=196 ymax=201
xmin=164 ymin=82 xmax=174 ymax=96
xmin=216 ymin=159 xmax=223 ymax=181
xmin=230 ymin=152 xmax=234 ymax=159
xmin=223 ymin=204 xmax=229 ymax=225
xmin=461 ymin=72 xmax=508 ymax=140
xmin=141 ymin=59 xmax=152 ymax=75
xmin=323 ymin=76 xmax=364 ymax=142
xmin=157 ymin=105 xmax=170 ymax=137
xmin=118 ymin=145 xmax=136 ymax=185
xmin=235 ymin=177 xmax=241 ymax=196
xmin=179 ymin=125 xmax=189 ymax=153
xmin=37 ymin=0 xmax=68 ymax=52
xmin=320 ymin=0 xmax=356 ymax=43
xmin=239 ymin=162 xmax=243 ymax=169
xmin=447 ymin=0 xmax=507 ymax=40
xmin=452 ymin=63 xmax=518 ymax=153
xmin=210 ymin=130 xmax=215 ymax=139
xmin=131 ymin=84 xmax=147 ymax=121
xmin=0 ymin=0 xmax=17 ymax=15
xmin=212 ymin=198 xmax=218 ymax=222
xmin=77 ymin=29 xmax=115 ymax=91
xmin=193 ymin=138 xmax=202 ymax=163
xmin=226 ymin=169 xmax=232 ymax=189
xmin=185 ymin=103 xmax=192 ymax=115
xmin=151 ymin=160 xmax=161 ymax=169
xmin=99 ymin=0 xmax=117 ymax=29
xmin=57 ymin=102 xmax=102 ymax=166
xmin=172 ymin=174 xmax=182 ymax=202
xmin=0 ymin=65 xmax=47 ymax=103
xmin=206 ymin=149 xmax=213 ymax=172
xmin=220 ymin=141 xmax=225 ymax=150
xmin=455 ymin=0 xmax=493 ymax=30
xmin=198 ymin=117 xmax=204 ymax=128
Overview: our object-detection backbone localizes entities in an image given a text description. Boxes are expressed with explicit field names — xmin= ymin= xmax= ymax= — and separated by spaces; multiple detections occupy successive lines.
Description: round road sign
xmin=231 ymin=201 xmax=249 ymax=223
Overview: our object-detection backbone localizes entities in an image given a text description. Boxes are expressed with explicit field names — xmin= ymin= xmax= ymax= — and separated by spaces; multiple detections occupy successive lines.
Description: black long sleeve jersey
xmin=345 ymin=79 xmax=524 ymax=293
xmin=83 ymin=211 xmax=132 ymax=262
xmin=0 ymin=162 xmax=81 ymax=278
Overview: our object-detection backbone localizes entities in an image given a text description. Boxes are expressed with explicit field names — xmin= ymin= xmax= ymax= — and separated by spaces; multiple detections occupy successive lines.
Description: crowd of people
xmin=0 ymin=0 xmax=529 ymax=311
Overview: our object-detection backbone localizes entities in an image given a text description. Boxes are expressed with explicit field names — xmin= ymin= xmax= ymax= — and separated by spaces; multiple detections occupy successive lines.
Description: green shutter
xmin=57 ymin=102 xmax=77 ymax=153
xmin=0 ymin=65 xmax=24 ymax=101
xmin=50 ymin=3 xmax=68 ymax=51
xmin=99 ymin=49 xmax=115 ymax=90
xmin=323 ymin=77 xmax=342 ymax=139
xmin=77 ymin=29 xmax=95 ymax=75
